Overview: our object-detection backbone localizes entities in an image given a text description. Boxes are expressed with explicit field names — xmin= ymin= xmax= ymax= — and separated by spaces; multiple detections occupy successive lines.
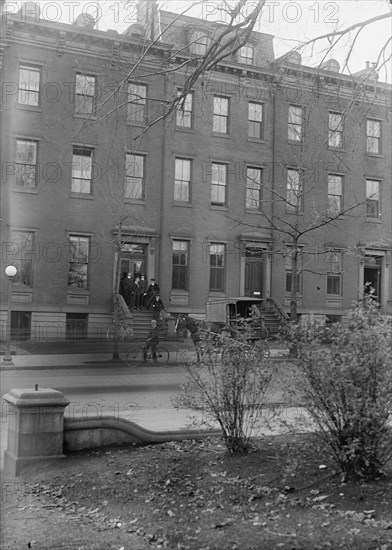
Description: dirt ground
xmin=1 ymin=434 xmax=392 ymax=550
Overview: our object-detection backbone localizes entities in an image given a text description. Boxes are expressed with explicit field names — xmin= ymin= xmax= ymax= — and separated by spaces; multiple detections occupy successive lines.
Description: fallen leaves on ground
xmin=2 ymin=434 xmax=392 ymax=550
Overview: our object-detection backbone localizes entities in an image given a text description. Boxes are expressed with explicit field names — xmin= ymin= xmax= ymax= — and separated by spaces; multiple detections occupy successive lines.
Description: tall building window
xmin=190 ymin=30 xmax=209 ymax=55
xmin=174 ymin=158 xmax=191 ymax=202
xmin=211 ymin=163 xmax=227 ymax=206
xmin=327 ymin=252 xmax=342 ymax=295
xmin=329 ymin=112 xmax=343 ymax=148
xmin=366 ymin=119 xmax=381 ymax=154
xmin=288 ymin=105 xmax=303 ymax=141
xmin=75 ymin=74 xmax=96 ymax=115
xmin=246 ymin=167 xmax=262 ymax=209
xmin=18 ymin=65 xmax=40 ymax=106
xmin=366 ymin=179 xmax=381 ymax=218
xmin=176 ymin=92 xmax=193 ymax=128
xmin=239 ymin=44 xmax=254 ymax=65
xmin=10 ymin=231 xmax=34 ymax=287
xmin=248 ymin=102 xmax=263 ymax=139
xmin=286 ymin=169 xmax=302 ymax=212
xmin=285 ymin=247 xmax=303 ymax=294
xmin=127 ymin=83 xmax=147 ymax=123
xmin=213 ymin=96 xmax=229 ymax=134
xmin=209 ymin=243 xmax=225 ymax=291
xmin=125 ymin=154 xmax=145 ymax=199
xmin=68 ymin=236 xmax=90 ymax=289
xmin=15 ymin=140 xmax=37 ymax=187
xmin=328 ymin=174 xmax=343 ymax=215
xmin=72 ymin=147 xmax=93 ymax=194
xmin=172 ymin=240 xmax=189 ymax=290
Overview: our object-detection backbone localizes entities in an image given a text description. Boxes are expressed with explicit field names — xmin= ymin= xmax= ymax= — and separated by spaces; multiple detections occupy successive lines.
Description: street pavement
xmin=1 ymin=339 xmax=302 ymax=471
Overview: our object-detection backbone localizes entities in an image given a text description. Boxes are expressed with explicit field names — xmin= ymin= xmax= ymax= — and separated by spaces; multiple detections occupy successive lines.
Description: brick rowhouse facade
xmin=1 ymin=2 xmax=391 ymax=341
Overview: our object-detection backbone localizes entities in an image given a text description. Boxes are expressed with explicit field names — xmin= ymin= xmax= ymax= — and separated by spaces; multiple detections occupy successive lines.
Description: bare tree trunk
xmin=112 ymin=225 xmax=123 ymax=361
xmin=290 ymin=237 xmax=299 ymax=324
xmin=288 ymin=237 xmax=300 ymax=358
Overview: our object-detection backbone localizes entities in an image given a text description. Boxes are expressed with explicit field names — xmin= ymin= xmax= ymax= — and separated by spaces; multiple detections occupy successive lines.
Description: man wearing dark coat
xmin=150 ymin=294 xmax=165 ymax=320
xmin=139 ymin=275 xmax=147 ymax=309
xmin=132 ymin=276 xmax=141 ymax=310
xmin=123 ymin=273 xmax=134 ymax=308
xmin=143 ymin=320 xmax=160 ymax=361
xmin=147 ymin=278 xmax=160 ymax=308
xmin=119 ymin=272 xmax=128 ymax=301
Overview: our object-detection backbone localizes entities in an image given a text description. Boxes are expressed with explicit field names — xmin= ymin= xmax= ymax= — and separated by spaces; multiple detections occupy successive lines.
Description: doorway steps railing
xmin=258 ymin=298 xmax=289 ymax=337
xmin=114 ymin=294 xmax=133 ymax=323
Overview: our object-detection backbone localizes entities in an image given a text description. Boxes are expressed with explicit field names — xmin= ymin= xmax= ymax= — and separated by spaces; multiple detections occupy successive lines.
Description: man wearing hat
xmin=147 ymin=278 xmax=160 ymax=309
xmin=143 ymin=319 xmax=160 ymax=361
xmin=150 ymin=294 xmax=165 ymax=320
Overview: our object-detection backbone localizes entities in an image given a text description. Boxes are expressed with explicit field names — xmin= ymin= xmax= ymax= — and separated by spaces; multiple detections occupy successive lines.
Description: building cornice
xmin=5 ymin=15 xmax=173 ymax=57
xmin=4 ymin=14 xmax=391 ymax=104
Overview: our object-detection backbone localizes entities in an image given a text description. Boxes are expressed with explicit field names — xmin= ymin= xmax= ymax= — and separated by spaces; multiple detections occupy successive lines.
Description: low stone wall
xmin=64 ymin=416 xmax=220 ymax=452
xmin=3 ymin=387 xmax=221 ymax=476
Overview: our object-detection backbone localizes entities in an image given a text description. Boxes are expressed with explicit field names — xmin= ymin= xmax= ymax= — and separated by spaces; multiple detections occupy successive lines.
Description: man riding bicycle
xmin=144 ymin=319 xmax=160 ymax=361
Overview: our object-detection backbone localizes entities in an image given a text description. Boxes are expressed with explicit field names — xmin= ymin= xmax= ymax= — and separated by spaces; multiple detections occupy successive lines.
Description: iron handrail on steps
xmin=265 ymin=297 xmax=289 ymax=321
xmin=257 ymin=298 xmax=289 ymax=328
xmin=114 ymin=293 xmax=133 ymax=322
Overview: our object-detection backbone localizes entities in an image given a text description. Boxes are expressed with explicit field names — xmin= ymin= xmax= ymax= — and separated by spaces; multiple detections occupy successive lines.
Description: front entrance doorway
xmin=364 ymin=255 xmax=382 ymax=302
xmin=245 ymin=248 xmax=264 ymax=297
xmin=120 ymin=243 xmax=147 ymax=280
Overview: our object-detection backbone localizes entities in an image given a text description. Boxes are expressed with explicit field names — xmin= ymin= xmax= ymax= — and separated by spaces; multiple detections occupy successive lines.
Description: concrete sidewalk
xmin=0 ymin=342 xmax=289 ymax=370
xmin=1 ymin=353 xmax=143 ymax=369
xmin=0 ymin=339 xmax=193 ymax=369
xmin=0 ymin=350 xmax=196 ymax=369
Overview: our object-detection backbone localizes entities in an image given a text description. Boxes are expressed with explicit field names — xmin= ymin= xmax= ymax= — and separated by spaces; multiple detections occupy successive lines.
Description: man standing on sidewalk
xmin=144 ymin=320 xmax=160 ymax=361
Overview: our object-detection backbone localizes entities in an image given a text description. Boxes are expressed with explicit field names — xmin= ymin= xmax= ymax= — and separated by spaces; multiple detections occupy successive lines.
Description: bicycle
xmin=126 ymin=343 xmax=170 ymax=366
xmin=106 ymin=320 xmax=133 ymax=342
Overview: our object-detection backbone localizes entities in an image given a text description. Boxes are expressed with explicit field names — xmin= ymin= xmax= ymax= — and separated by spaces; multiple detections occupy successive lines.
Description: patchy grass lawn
xmin=2 ymin=434 xmax=392 ymax=550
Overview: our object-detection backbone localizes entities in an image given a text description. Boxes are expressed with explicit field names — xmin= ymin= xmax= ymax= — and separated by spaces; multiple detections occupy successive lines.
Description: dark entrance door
xmin=120 ymin=243 xmax=147 ymax=280
xmin=66 ymin=313 xmax=88 ymax=340
xmin=11 ymin=311 xmax=31 ymax=340
xmin=245 ymin=248 xmax=263 ymax=297
xmin=364 ymin=256 xmax=382 ymax=302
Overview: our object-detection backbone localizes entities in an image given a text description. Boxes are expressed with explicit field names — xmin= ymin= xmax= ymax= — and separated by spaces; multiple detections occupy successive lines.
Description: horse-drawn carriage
xmin=176 ymin=297 xmax=270 ymax=358
xmin=206 ymin=297 xmax=267 ymax=336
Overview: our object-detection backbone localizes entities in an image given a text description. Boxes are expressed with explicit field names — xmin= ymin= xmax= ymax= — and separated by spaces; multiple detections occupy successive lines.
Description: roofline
xmin=5 ymin=13 xmax=173 ymax=52
xmin=159 ymin=9 xmax=275 ymax=39
xmin=273 ymin=60 xmax=391 ymax=90
xmin=4 ymin=12 xmax=391 ymax=90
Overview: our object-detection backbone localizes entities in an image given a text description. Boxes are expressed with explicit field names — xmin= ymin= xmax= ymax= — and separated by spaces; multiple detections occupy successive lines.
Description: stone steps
xmin=261 ymin=310 xmax=284 ymax=337
xmin=130 ymin=310 xmax=167 ymax=340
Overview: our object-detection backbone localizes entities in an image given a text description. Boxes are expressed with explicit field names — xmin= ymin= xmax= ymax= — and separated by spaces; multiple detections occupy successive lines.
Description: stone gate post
xmin=3 ymin=387 xmax=70 ymax=476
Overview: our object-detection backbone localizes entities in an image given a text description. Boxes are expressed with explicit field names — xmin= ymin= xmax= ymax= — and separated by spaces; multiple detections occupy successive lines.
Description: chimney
xmin=136 ymin=0 xmax=160 ymax=41
xmin=18 ymin=2 xmax=41 ymax=22
xmin=352 ymin=60 xmax=379 ymax=81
